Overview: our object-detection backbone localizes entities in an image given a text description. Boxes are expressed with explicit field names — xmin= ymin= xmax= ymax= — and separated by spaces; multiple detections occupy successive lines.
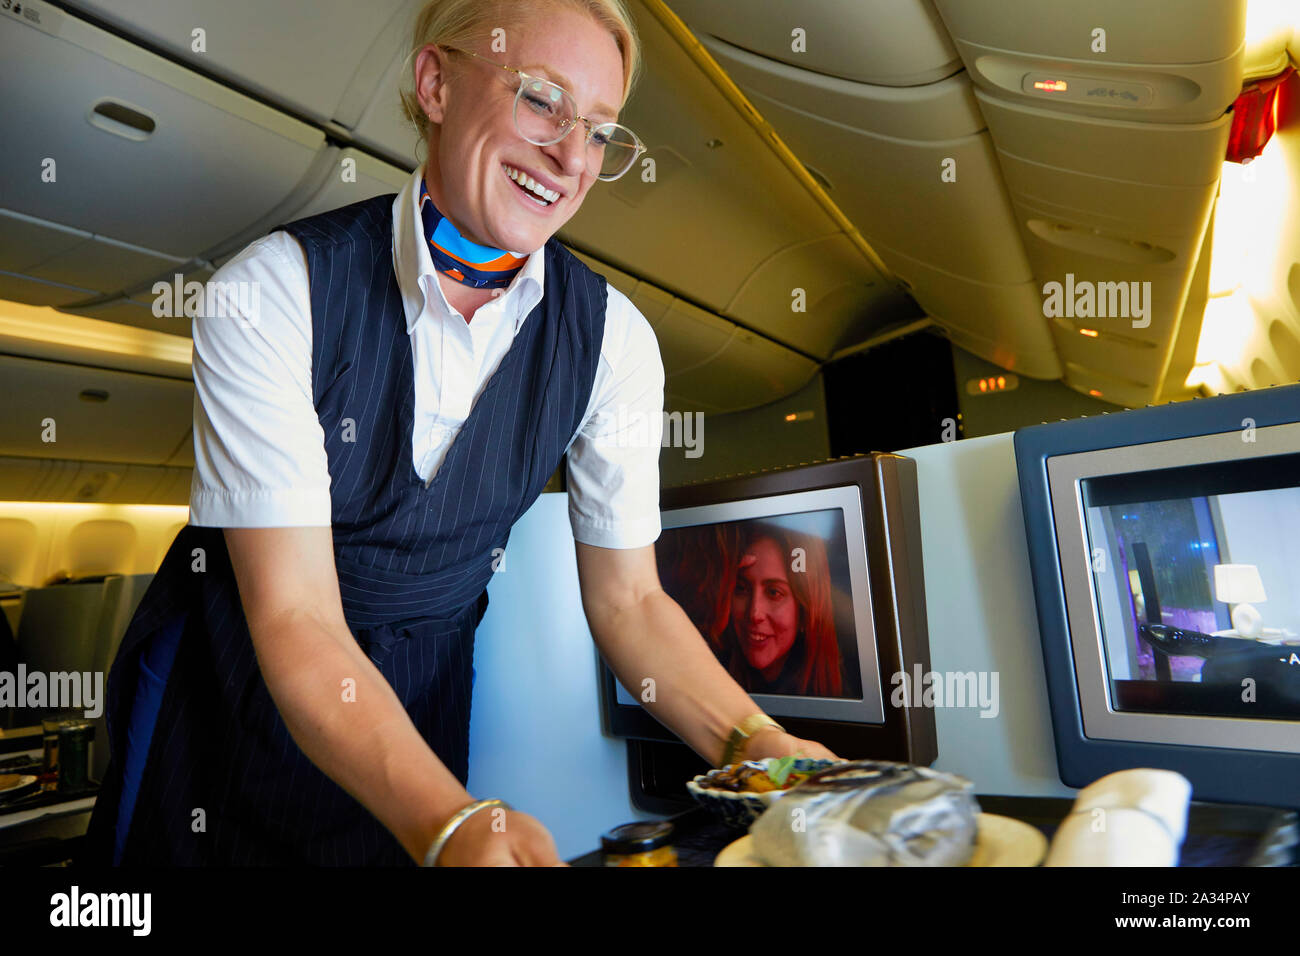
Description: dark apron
xmin=81 ymin=194 xmax=607 ymax=865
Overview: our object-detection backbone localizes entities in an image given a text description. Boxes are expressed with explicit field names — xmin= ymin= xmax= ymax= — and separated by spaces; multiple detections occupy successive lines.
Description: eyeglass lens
xmin=515 ymin=78 xmax=640 ymax=179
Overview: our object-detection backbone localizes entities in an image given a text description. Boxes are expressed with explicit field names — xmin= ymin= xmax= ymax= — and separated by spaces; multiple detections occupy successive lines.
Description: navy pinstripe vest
xmin=83 ymin=195 xmax=608 ymax=865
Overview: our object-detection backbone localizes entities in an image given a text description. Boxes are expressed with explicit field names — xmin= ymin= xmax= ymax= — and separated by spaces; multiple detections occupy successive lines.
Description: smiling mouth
xmin=745 ymin=632 xmax=775 ymax=645
xmin=502 ymin=163 xmax=560 ymax=207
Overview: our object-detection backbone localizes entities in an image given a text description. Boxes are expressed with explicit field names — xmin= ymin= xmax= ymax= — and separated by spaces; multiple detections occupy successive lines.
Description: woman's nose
xmin=544 ymin=125 xmax=588 ymax=178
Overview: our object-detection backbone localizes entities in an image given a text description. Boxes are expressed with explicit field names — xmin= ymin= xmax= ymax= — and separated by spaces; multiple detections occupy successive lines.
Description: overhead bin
xmin=344 ymin=0 xmax=423 ymax=166
xmin=287 ymin=148 xmax=413 ymax=222
xmin=667 ymin=324 xmax=817 ymax=413
xmin=569 ymin=251 xmax=641 ymax=302
xmin=573 ymin=249 xmax=818 ymax=413
xmin=561 ymin=2 xmax=901 ymax=365
xmin=703 ymin=40 xmax=1028 ymax=284
xmin=929 ymin=0 xmax=1246 ymax=403
xmin=978 ymin=93 xmax=1231 ymax=403
xmin=667 ymin=0 xmax=961 ymax=87
xmin=0 ymin=456 xmax=189 ymax=505
xmin=0 ymin=270 xmax=98 ymax=309
xmin=0 ymin=210 xmax=187 ymax=305
xmin=0 ymin=210 xmax=186 ymax=300
xmin=690 ymin=32 xmax=1061 ymax=378
xmin=0 ymin=355 xmax=193 ymax=467
xmin=723 ymin=233 xmax=917 ymax=359
xmin=654 ymin=297 xmax=737 ymax=377
xmin=0 ymin=1 xmax=325 ymax=304
xmin=63 ymin=262 xmax=216 ymax=338
xmin=54 ymin=149 xmax=407 ymax=329
xmin=61 ymin=0 xmax=413 ymax=127
xmin=932 ymin=0 xmax=1246 ymax=123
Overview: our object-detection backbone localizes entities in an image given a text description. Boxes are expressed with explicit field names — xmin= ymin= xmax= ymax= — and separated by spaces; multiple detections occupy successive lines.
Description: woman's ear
xmin=413 ymin=44 xmax=452 ymax=126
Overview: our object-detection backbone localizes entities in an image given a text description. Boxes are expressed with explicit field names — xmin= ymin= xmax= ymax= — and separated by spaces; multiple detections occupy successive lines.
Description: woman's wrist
xmin=423 ymin=798 xmax=512 ymax=866
xmin=719 ymin=713 xmax=786 ymax=767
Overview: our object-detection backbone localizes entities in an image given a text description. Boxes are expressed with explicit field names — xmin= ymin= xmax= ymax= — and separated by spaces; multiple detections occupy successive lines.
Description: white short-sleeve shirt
xmin=189 ymin=165 xmax=664 ymax=549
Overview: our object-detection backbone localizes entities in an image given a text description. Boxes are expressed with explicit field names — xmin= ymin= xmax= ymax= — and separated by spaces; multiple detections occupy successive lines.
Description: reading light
xmin=1079 ymin=328 xmax=1099 ymax=338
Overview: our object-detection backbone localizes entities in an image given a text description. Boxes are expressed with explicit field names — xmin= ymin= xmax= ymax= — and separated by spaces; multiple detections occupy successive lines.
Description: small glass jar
xmin=57 ymin=720 xmax=94 ymax=793
xmin=601 ymin=821 xmax=677 ymax=867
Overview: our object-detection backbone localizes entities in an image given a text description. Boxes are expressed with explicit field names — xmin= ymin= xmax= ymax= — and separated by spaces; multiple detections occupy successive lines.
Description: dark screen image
xmin=654 ymin=509 xmax=863 ymax=700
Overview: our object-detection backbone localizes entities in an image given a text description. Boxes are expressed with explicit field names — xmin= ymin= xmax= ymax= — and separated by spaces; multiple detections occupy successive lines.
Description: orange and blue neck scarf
xmin=419 ymin=179 xmax=527 ymax=289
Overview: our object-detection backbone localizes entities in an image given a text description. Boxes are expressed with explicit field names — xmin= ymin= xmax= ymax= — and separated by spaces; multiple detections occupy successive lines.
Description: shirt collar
xmin=392 ymin=165 xmax=546 ymax=335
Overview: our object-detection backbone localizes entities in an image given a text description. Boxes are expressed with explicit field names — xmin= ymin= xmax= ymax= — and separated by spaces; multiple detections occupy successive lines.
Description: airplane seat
xmin=12 ymin=576 xmax=135 ymax=779
xmin=0 ymin=603 xmax=16 ymax=730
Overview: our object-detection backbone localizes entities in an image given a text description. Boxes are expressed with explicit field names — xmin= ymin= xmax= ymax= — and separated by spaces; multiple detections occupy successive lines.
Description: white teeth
xmin=503 ymin=164 xmax=559 ymax=203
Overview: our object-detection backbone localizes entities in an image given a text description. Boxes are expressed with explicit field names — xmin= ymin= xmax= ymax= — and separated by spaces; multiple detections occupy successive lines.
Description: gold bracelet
xmin=719 ymin=713 xmax=786 ymax=768
xmin=422 ymin=798 xmax=512 ymax=866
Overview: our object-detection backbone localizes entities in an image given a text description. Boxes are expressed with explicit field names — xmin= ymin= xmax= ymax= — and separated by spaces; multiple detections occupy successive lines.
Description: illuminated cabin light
xmin=1089 ymin=388 xmax=1103 ymax=397
xmin=1079 ymin=328 xmax=1100 ymax=338
xmin=966 ymin=374 xmax=1019 ymax=396
xmin=784 ymin=413 xmax=797 ymax=422
xmin=1033 ymin=79 xmax=1068 ymax=92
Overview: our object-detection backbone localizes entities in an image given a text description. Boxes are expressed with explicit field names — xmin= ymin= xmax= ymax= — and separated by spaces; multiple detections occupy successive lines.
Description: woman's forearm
xmin=247 ymin=608 xmax=472 ymax=862
xmin=589 ymin=588 xmax=769 ymax=766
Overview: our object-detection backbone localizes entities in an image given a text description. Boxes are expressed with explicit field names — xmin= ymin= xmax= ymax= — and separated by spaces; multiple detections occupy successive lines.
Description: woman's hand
xmin=436 ymin=807 xmax=568 ymax=866
xmin=742 ymin=728 xmax=841 ymax=763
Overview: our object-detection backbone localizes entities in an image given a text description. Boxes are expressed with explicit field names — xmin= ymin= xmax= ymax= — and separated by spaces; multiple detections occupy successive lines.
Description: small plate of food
xmin=686 ymin=757 xmax=839 ymax=828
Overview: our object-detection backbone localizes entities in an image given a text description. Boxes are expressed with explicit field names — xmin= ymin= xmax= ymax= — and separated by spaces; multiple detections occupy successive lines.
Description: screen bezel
xmin=596 ymin=452 xmax=937 ymax=766
xmin=619 ymin=485 xmax=885 ymax=722
xmin=1048 ymin=420 xmax=1300 ymax=755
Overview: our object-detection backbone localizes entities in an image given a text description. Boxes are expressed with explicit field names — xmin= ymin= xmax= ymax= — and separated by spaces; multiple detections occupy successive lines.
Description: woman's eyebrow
xmin=523 ymin=63 xmax=618 ymax=119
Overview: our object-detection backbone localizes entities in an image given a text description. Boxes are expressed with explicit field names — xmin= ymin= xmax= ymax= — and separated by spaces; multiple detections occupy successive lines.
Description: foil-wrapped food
xmin=748 ymin=760 xmax=979 ymax=866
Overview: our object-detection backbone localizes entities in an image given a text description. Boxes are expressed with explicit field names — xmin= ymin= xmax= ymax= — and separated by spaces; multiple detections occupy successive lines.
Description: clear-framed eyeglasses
xmin=443 ymin=45 xmax=646 ymax=182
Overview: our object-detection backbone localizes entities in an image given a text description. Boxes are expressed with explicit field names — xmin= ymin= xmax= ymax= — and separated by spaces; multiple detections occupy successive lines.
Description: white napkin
xmin=1044 ymin=769 xmax=1192 ymax=867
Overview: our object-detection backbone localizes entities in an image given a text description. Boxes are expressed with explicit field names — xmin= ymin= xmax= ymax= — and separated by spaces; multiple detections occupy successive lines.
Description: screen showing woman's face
xmin=433 ymin=6 xmax=625 ymax=254
xmin=732 ymin=536 xmax=800 ymax=678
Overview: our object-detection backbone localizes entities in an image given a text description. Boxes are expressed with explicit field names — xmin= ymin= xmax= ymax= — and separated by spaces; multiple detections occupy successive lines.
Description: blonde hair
xmin=399 ymin=0 xmax=642 ymax=147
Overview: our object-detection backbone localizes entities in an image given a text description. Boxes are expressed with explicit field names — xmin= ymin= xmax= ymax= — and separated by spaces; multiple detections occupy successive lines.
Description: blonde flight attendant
xmin=85 ymin=0 xmax=836 ymax=867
